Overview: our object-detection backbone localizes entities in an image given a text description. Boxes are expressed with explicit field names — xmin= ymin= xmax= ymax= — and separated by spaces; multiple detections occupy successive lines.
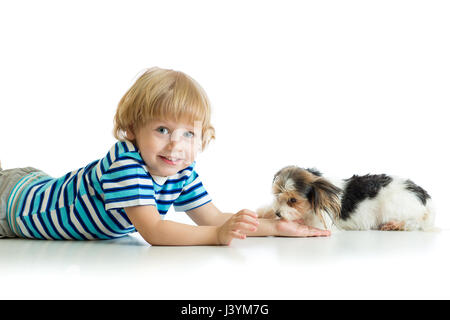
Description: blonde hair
xmin=113 ymin=67 xmax=215 ymax=150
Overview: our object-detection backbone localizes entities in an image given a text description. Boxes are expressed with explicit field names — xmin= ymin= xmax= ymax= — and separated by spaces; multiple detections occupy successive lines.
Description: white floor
xmin=1 ymin=228 xmax=450 ymax=300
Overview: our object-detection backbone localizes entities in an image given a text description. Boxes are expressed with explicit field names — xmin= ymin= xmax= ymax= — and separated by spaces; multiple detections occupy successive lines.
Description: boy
xmin=0 ymin=67 xmax=330 ymax=245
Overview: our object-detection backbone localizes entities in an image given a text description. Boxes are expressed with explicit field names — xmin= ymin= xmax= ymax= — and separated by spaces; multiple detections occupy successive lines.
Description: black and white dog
xmin=257 ymin=166 xmax=435 ymax=231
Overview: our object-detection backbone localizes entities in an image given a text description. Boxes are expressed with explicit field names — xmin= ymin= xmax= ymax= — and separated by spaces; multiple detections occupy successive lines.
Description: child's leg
xmin=0 ymin=167 xmax=40 ymax=238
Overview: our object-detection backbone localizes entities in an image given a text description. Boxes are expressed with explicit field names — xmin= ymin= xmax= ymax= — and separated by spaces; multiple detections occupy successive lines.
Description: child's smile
xmin=158 ymin=155 xmax=183 ymax=166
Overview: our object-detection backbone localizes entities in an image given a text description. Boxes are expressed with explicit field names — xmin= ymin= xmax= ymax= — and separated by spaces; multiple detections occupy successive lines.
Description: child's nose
xmin=167 ymin=137 xmax=184 ymax=153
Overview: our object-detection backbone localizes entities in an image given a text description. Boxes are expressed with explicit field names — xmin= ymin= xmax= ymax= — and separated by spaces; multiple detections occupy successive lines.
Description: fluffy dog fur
xmin=257 ymin=166 xmax=436 ymax=231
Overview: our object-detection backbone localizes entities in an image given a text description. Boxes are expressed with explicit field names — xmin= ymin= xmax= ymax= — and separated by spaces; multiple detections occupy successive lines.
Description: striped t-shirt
xmin=6 ymin=140 xmax=211 ymax=240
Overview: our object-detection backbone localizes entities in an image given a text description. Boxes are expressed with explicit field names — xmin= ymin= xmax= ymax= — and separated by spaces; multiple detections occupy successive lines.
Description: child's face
xmin=128 ymin=119 xmax=202 ymax=177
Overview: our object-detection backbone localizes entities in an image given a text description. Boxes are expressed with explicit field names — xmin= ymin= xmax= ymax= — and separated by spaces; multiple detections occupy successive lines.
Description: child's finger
xmin=234 ymin=222 xmax=258 ymax=233
xmin=311 ymin=226 xmax=331 ymax=236
xmin=231 ymin=230 xmax=246 ymax=239
xmin=236 ymin=215 xmax=259 ymax=227
xmin=237 ymin=209 xmax=258 ymax=219
xmin=303 ymin=226 xmax=331 ymax=237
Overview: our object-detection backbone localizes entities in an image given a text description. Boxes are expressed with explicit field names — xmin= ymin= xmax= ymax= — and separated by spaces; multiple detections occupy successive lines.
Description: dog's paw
xmin=380 ymin=220 xmax=406 ymax=231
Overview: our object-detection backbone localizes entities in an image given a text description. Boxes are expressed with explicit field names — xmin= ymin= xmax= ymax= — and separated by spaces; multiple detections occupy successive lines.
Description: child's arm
xmin=186 ymin=202 xmax=331 ymax=237
xmin=125 ymin=205 xmax=258 ymax=246
xmin=186 ymin=202 xmax=277 ymax=236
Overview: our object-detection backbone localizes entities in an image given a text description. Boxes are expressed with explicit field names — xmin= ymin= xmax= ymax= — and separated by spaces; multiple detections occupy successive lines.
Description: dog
xmin=257 ymin=166 xmax=436 ymax=231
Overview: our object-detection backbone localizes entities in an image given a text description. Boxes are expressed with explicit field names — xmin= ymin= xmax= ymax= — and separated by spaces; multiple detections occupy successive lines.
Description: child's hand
xmin=276 ymin=219 xmax=331 ymax=237
xmin=217 ymin=209 xmax=259 ymax=245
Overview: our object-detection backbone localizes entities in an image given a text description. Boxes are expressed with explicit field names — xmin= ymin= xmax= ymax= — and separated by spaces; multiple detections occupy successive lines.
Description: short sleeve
xmin=173 ymin=170 xmax=212 ymax=212
xmin=100 ymin=158 xmax=156 ymax=211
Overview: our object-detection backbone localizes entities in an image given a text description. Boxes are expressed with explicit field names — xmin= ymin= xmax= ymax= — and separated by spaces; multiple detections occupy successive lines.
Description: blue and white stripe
xmin=6 ymin=140 xmax=211 ymax=240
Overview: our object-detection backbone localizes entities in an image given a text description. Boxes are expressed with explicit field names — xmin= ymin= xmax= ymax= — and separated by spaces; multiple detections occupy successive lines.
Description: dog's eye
xmin=289 ymin=198 xmax=297 ymax=204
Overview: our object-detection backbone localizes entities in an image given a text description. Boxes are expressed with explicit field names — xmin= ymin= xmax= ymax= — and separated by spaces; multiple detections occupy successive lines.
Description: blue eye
xmin=156 ymin=127 xmax=169 ymax=134
xmin=183 ymin=131 xmax=195 ymax=138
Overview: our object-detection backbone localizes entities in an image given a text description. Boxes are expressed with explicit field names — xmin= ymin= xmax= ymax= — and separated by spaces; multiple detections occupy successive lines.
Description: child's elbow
xmin=138 ymin=229 xmax=159 ymax=246
xmin=124 ymin=206 xmax=165 ymax=245
xmin=137 ymin=222 xmax=167 ymax=246
xmin=141 ymin=235 xmax=163 ymax=246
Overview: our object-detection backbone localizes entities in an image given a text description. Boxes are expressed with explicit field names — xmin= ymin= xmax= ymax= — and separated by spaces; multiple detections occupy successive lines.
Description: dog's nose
xmin=275 ymin=211 xmax=282 ymax=218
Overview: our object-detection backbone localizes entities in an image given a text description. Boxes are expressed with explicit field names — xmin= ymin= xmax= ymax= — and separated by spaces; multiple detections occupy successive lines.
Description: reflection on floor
xmin=1 ymin=229 xmax=449 ymax=299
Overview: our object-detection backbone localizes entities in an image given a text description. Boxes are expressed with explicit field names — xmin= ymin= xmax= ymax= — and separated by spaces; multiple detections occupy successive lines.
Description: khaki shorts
xmin=0 ymin=165 xmax=41 ymax=238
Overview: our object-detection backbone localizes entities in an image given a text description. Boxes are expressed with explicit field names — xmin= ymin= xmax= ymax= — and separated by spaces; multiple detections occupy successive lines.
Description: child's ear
xmin=125 ymin=127 xmax=136 ymax=141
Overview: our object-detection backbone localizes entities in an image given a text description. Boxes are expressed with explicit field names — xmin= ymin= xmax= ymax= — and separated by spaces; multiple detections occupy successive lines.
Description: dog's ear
xmin=306 ymin=168 xmax=322 ymax=177
xmin=308 ymin=178 xmax=342 ymax=219
xmin=273 ymin=166 xmax=292 ymax=184
xmin=273 ymin=169 xmax=282 ymax=184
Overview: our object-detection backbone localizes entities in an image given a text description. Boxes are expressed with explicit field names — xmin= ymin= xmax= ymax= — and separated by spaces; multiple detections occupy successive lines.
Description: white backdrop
xmin=1 ymin=0 xmax=449 ymax=230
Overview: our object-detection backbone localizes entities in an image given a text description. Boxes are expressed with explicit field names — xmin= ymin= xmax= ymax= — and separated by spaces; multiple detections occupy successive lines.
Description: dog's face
xmin=271 ymin=166 xmax=315 ymax=220
xmin=271 ymin=166 xmax=342 ymax=223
